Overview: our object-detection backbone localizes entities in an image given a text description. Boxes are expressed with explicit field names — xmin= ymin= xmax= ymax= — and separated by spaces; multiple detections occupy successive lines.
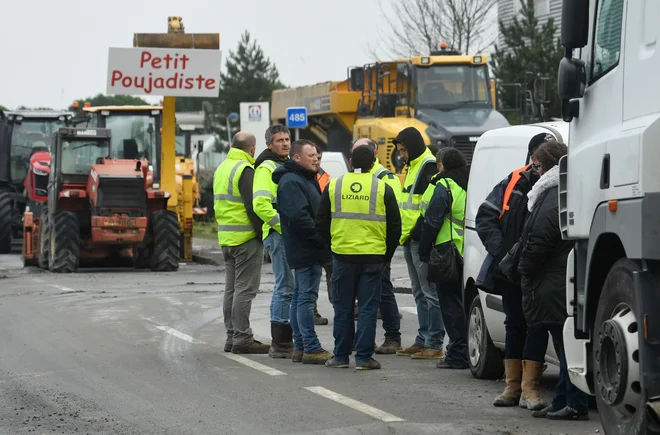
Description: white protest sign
xmin=106 ymin=47 xmax=222 ymax=97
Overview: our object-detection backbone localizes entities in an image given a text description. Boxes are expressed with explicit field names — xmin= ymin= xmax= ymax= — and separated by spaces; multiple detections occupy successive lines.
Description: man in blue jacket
xmin=273 ymin=139 xmax=333 ymax=365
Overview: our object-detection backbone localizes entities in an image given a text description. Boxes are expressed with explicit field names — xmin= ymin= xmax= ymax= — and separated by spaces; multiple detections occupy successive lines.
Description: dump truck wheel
xmin=150 ymin=210 xmax=180 ymax=272
xmin=38 ymin=214 xmax=50 ymax=269
xmin=49 ymin=212 xmax=80 ymax=273
xmin=0 ymin=192 xmax=12 ymax=254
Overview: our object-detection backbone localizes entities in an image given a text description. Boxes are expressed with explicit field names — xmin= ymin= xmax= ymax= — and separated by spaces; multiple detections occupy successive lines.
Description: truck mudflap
xmin=563 ymin=318 xmax=594 ymax=395
xmin=634 ymin=269 xmax=660 ymax=428
xmin=90 ymin=216 xmax=148 ymax=244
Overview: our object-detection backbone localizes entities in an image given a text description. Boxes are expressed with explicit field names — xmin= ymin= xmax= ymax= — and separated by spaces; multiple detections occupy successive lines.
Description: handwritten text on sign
xmin=106 ymin=47 xmax=222 ymax=97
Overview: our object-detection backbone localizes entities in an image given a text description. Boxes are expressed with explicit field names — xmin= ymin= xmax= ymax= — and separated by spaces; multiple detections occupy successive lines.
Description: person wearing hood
xmin=214 ymin=131 xmax=268 ymax=355
xmin=518 ymin=141 xmax=588 ymax=420
xmin=253 ymin=124 xmax=295 ymax=359
xmin=417 ymin=148 xmax=470 ymax=369
xmin=392 ymin=127 xmax=441 ymax=358
xmin=475 ymin=132 xmax=554 ymax=408
xmin=272 ymin=139 xmax=333 ymax=365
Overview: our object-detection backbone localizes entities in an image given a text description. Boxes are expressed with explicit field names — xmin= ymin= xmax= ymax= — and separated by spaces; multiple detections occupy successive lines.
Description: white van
xmin=463 ymin=121 xmax=569 ymax=379
xmin=320 ymin=151 xmax=350 ymax=178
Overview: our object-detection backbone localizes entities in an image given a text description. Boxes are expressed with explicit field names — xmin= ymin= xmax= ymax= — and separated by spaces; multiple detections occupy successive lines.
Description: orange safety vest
xmin=317 ymin=168 xmax=331 ymax=192
xmin=499 ymin=164 xmax=532 ymax=220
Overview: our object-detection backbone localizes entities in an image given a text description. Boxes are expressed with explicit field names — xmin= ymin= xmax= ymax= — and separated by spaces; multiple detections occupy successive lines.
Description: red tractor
xmin=22 ymin=127 xmax=180 ymax=273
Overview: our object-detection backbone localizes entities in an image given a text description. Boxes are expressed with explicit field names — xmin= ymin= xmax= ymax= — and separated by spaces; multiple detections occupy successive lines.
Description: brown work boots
xmin=230 ymin=340 xmax=270 ymax=354
xmin=314 ymin=303 xmax=329 ymax=325
xmin=269 ymin=322 xmax=293 ymax=359
xmin=493 ymin=359 xmax=547 ymax=410
xmin=375 ymin=338 xmax=403 ymax=354
xmin=302 ymin=349 xmax=333 ymax=365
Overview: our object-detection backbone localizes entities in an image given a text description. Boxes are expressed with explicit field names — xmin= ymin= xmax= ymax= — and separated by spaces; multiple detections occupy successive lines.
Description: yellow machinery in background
xmin=70 ymin=104 xmax=195 ymax=261
xmin=271 ymin=44 xmax=510 ymax=183
xmin=175 ymin=123 xmax=205 ymax=216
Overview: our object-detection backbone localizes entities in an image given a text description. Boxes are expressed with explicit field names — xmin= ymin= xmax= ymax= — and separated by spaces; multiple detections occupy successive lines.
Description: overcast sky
xmin=0 ymin=0 xmax=497 ymax=110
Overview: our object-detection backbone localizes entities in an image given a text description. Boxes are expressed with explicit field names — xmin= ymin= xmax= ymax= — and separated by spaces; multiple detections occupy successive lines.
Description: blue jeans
xmin=548 ymin=325 xmax=589 ymax=410
xmin=291 ymin=265 xmax=323 ymax=353
xmin=331 ymin=259 xmax=382 ymax=364
xmin=403 ymin=240 xmax=445 ymax=349
xmin=265 ymin=232 xmax=294 ymax=324
xmin=436 ymin=278 xmax=469 ymax=368
xmin=380 ymin=263 xmax=401 ymax=340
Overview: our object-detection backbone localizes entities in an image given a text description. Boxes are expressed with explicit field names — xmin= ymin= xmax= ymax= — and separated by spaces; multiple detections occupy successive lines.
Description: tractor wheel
xmin=0 ymin=192 xmax=12 ymax=254
xmin=149 ymin=210 xmax=180 ymax=272
xmin=49 ymin=212 xmax=80 ymax=273
xmin=38 ymin=214 xmax=50 ymax=269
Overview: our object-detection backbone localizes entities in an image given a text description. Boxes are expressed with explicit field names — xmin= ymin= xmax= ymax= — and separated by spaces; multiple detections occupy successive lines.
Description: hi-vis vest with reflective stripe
xmin=214 ymin=148 xmax=257 ymax=247
xmin=420 ymin=177 xmax=467 ymax=255
xmin=328 ymin=172 xmax=387 ymax=255
xmin=399 ymin=149 xmax=436 ymax=245
xmin=371 ymin=161 xmax=402 ymax=203
xmin=253 ymin=159 xmax=285 ymax=240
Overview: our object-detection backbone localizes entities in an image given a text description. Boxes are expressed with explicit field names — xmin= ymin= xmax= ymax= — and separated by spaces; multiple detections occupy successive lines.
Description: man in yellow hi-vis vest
xmin=214 ymin=131 xmax=268 ymax=355
xmin=316 ymin=145 xmax=401 ymax=370
xmin=351 ymin=138 xmax=405 ymax=355
xmin=391 ymin=127 xmax=440 ymax=359
xmin=417 ymin=147 xmax=470 ymax=370
xmin=253 ymin=124 xmax=295 ymax=359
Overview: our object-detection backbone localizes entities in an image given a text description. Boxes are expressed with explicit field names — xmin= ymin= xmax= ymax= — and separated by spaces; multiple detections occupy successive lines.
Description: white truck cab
xmin=463 ymin=122 xmax=568 ymax=379
xmin=558 ymin=0 xmax=660 ymax=433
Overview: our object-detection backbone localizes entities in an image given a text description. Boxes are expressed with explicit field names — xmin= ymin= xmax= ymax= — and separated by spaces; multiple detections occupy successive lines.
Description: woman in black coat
xmin=517 ymin=141 xmax=589 ymax=421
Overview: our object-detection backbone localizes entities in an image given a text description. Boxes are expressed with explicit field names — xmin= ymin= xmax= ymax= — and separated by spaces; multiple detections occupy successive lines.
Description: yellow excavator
xmin=70 ymin=103 xmax=196 ymax=260
xmin=271 ymin=44 xmax=510 ymax=182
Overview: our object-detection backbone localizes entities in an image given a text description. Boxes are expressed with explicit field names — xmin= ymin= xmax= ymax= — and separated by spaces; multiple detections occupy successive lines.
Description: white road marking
xmin=155 ymin=326 xmax=206 ymax=344
xmin=32 ymin=278 xmax=44 ymax=283
xmin=400 ymin=306 xmax=418 ymax=315
xmin=48 ymin=284 xmax=77 ymax=292
xmin=223 ymin=353 xmax=287 ymax=376
xmin=305 ymin=386 xmax=406 ymax=423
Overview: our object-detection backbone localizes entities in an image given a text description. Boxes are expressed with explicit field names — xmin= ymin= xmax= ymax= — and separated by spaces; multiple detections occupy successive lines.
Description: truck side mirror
xmin=350 ymin=68 xmax=365 ymax=91
xmin=558 ymin=57 xmax=586 ymax=100
xmin=561 ymin=0 xmax=590 ymax=49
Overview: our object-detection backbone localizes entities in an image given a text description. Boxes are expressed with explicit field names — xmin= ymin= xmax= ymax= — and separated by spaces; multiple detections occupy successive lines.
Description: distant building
xmin=497 ymin=0 xmax=563 ymax=49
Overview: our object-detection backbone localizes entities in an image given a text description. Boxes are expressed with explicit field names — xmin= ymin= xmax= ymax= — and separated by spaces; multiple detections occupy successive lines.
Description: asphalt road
xmin=0 ymin=251 xmax=603 ymax=435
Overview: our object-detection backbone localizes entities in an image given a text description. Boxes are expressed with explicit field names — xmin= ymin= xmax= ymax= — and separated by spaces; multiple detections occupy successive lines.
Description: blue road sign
xmin=286 ymin=107 xmax=308 ymax=129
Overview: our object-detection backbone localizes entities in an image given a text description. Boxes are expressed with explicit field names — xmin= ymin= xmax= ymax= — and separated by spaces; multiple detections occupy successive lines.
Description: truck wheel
xmin=150 ymin=210 xmax=180 ymax=272
xmin=49 ymin=212 xmax=80 ymax=273
xmin=593 ymin=258 xmax=647 ymax=435
xmin=468 ymin=295 xmax=505 ymax=380
xmin=0 ymin=192 xmax=11 ymax=254
xmin=38 ymin=214 xmax=50 ymax=269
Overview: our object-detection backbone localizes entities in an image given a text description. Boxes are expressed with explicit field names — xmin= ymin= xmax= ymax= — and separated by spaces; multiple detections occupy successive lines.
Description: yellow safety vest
xmin=328 ymin=172 xmax=387 ymax=255
xmin=214 ymin=148 xmax=257 ymax=247
xmin=420 ymin=177 xmax=466 ymax=255
xmin=370 ymin=161 xmax=402 ymax=203
xmin=399 ymin=149 xmax=436 ymax=245
xmin=253 ymin=159 xmax=285 ymax=240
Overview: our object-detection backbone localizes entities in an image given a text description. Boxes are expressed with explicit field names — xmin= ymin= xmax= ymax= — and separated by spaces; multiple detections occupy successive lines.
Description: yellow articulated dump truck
xmin=70 ymin=104 xmax=196 ymax=260
xmin=271 ymin=45 xmax=510 ymax=178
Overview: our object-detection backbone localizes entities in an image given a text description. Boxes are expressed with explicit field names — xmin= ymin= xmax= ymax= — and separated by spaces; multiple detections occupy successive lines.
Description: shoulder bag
xmin=427 ymin=180 xmax=461 ymax=284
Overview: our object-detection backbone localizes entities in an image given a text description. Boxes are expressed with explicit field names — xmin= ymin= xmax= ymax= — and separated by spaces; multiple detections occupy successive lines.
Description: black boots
xmin=269 ymin=322 xmax=293 ymax=359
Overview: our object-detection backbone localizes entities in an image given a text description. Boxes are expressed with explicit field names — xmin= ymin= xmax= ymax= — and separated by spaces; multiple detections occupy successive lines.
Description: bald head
xmin=352 ymin=138 xmax=377 ymax=158
xmin=232 ymin=131 xmax=257 ymax=157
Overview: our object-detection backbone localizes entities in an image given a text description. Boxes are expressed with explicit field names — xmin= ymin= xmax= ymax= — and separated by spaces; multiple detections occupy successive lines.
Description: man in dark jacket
xmin=316 ymin=145 xmax=402 ymax=370
xmin=475 ymin=132 xmax=554 ymax=407
xmin=273 ymin=139 xmax=333 ymax=365
xmin=417 ymin=148 xmax=470 ymax=370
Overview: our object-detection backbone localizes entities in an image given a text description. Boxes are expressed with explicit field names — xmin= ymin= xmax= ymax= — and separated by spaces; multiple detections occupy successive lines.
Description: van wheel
xmin=593 ymin=258 xmax=648 ymax=435
xmin=468 ymin=295 xmax=504 ymax=379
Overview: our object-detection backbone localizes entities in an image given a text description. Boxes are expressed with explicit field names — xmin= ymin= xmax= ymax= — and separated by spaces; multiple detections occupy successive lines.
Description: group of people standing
xmin=213 ymin=122 xmax=590 ymax=420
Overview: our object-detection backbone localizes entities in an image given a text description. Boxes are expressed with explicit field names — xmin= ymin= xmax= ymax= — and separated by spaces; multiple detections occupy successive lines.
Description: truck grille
xmin=450 ymin=136 xmax=478 ymax=164
xmin=96 ymin=177 xmax=146 ymax=217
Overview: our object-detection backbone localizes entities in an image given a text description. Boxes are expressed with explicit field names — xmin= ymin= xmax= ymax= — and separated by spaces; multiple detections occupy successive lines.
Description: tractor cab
xmin=70 ymin=105 xmax=162 ymax=189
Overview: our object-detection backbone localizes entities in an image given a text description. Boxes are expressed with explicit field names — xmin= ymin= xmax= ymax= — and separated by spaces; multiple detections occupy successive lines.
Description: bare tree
xmin=368 ymin=0 xmax=497 ymax=59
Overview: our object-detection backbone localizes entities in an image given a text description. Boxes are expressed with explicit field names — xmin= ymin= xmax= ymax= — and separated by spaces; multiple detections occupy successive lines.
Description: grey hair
xmin=354 ymin=137 xmax=377 ymax=154
xmin=265 ymin=124 xmax=291 ymax=144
